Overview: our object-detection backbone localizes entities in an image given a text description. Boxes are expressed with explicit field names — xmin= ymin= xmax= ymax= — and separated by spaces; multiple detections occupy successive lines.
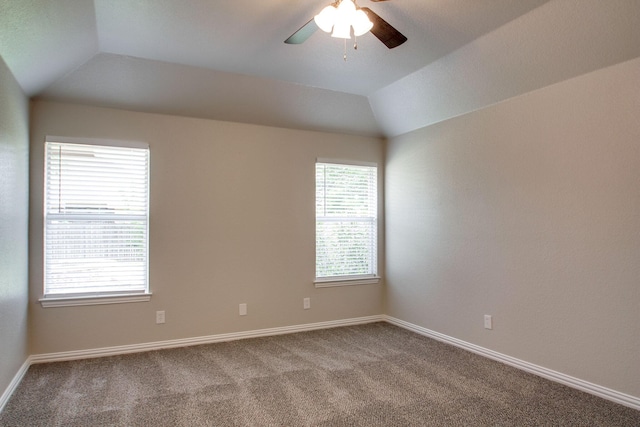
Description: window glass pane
xmin=316 ymin=162 xmax=377 ymax=279
xmin=46 ymin=143 xmax=148 ymax=215
xmin=44 ymin=140 xmax=149 ymax=297
xmin=316 ymin=220 xmax=377 ymax=277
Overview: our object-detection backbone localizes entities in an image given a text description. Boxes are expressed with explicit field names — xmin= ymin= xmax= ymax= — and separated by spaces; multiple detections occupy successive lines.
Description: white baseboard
xmin=384 ymin=315 xmax=640 ymax=411
xmin=4 ymin=314 xmax=638 ymax=414
xmin=29 ymin=315 xmax=385 ymax=364
xmin=1 ymin=315 xmax=381 ymax=412
xmin=0 ymin=359 xmax=30 ymax=413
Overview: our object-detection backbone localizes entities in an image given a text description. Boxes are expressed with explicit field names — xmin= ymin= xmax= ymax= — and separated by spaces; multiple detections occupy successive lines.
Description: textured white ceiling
xmin=1 ymin=0 xmax=638 ymax=137
xmin=92 ymin=0 xmax=550 ymax=96
xmin=38 ymin=53 xmax=383 ymax=137
xmin=0 ymin=0 xmax=98 ymax=94
xmin=370 ymin=0 xmax=640 ymax=136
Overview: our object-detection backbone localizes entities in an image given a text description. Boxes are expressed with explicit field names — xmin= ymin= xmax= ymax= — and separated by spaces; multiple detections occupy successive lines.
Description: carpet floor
xmin=1 ymin=322 xmax=638 ymax=426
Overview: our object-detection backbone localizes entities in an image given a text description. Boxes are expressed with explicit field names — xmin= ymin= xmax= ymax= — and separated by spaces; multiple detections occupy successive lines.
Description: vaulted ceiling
xmin=1 ymin=0 xmax=638 ymax=137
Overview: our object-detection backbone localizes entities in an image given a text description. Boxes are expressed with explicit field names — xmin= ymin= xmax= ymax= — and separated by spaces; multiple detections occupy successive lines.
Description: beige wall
xmin=18 ymin=52 xmax=639 ymax=403
xmin=0 ymin=57 xmax=30 ymax=396
xmin=385 ymin=58 xmax=640 ymax=397
xmin=29 ymin=101 xmax=384 ymax=354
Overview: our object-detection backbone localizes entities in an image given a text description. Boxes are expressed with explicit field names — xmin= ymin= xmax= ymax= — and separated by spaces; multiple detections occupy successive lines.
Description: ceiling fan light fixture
xmin=337 ymin=0 xmax=357 ymax=15
xmin=314 ymin=5 xmax=337 ymax=33
xmin=352 ymin=9 xmax=373 ymax=36
xmin=333 ymin=1 xmax=356 ymax=38
xmin=285 ymin=1 xmax=407 ymax=50
xmin=331 ymin=20 xmax=352 ymax=39
xmin=314 ymin=0 xmax=372 ymax=40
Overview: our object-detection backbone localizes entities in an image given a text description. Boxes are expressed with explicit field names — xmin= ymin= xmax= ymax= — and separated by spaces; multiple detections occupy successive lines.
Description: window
xmin=42 ymin=137 xmax=150 ymax=306
xmin=315 ymin=160 xmax=378 ymax=286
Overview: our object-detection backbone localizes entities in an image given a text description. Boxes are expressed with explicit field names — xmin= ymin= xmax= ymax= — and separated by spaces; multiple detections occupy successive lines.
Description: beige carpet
xmin=1 ymin=323 xmax=638 ymax=426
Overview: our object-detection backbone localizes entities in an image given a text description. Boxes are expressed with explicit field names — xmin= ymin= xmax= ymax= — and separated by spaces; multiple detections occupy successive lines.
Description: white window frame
xmin=40 ymin=136 xmax=151 ymax=307
xmin=315 ymin=159 xmax=380 ymax=288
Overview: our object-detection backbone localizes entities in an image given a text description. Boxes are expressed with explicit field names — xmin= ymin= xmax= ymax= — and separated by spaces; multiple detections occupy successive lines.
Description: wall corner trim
xmin=4 ymin=315 xmax=638 ymax=414
xmin=0 ymin=359 xmax=30 ymax=413
xmin=28 ymin=315 xmax=385 ymax=365
xmin=383 ymin=315 xmax=640 ymax=411
xmin=1 ymin=315 xmax=384 ymax=413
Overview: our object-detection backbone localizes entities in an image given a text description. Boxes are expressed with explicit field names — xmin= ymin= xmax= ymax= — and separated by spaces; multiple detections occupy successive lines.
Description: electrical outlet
xmin=303 ymin=297 xmax=311 ymax=310
xmin=239 ymin=303 xmax=247 ymax=316
xmin=484 ymin=314 xmax=493 ymax=330
xmin=156 ymin=311 xmax=165 ymax=324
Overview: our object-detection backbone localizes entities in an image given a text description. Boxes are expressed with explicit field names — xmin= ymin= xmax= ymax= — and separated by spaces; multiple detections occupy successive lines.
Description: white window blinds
xmin=44 ymin=139 xmax=150 ymax=297
xmin=316 ymin=161 xmax=377 ymax=279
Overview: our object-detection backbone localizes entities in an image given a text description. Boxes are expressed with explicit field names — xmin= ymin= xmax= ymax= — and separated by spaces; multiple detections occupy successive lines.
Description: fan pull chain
xmin=342 ymin=34 xmax=360 ymax=61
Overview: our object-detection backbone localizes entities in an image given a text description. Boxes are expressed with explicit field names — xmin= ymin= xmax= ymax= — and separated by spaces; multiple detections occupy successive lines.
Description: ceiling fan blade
xmin=361 ymin=7 xmax=407 ymax=49
xmin=284 ymin=19 xmax=319 ymax=44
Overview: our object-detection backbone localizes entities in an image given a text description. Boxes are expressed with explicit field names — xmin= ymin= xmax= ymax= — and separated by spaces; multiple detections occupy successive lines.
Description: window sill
xmin=314 ymin=276 xmax=381 ymax=288
xmin=39 ymin=293 xmax=152 ymax=308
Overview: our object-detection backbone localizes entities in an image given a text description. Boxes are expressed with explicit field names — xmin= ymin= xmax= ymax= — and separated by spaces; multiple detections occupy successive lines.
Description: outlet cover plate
xmin=156 ymin=311 xmax=165 ymax=324
xmin=484 ymin=314 xmax=493 ymax=330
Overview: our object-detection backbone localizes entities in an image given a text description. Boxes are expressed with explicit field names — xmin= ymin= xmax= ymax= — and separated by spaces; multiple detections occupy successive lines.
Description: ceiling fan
xmin=284 ymin=0 xmax=407 ymax=49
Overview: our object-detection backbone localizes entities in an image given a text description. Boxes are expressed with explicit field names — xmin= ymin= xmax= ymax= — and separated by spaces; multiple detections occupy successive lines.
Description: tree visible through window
xmin=316 ymin=161 xmax=377 ymax=281
xmin=43 ymin=138 xmax=150 ymax=297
